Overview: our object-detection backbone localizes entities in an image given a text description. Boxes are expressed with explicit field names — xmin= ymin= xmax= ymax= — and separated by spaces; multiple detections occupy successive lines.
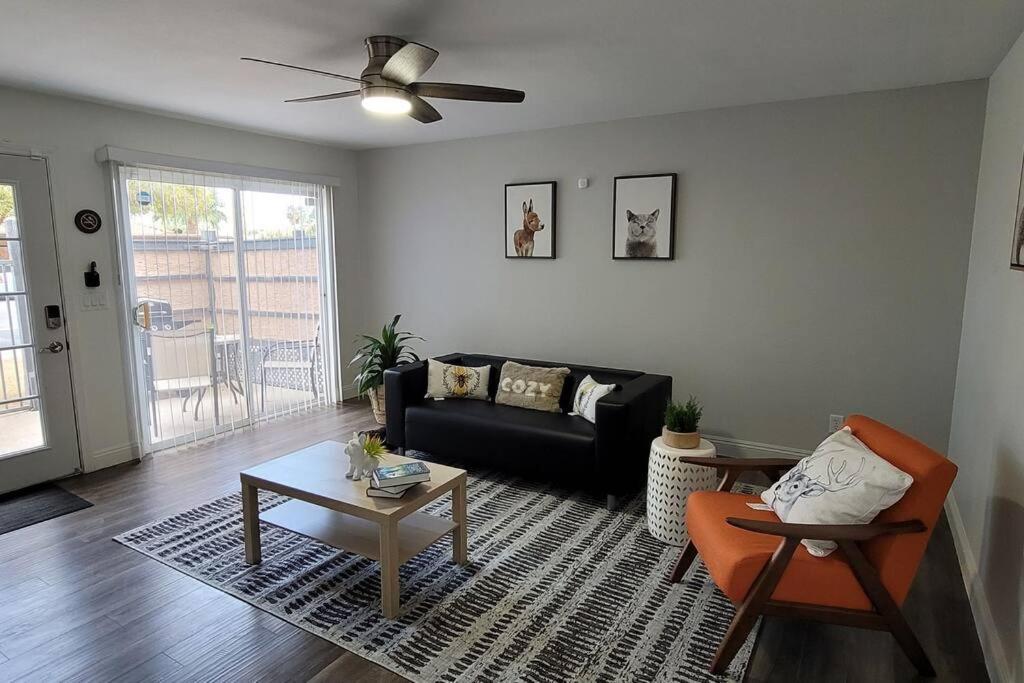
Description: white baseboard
xmin=944 ymin=493 xmax=1012 ymax=683
xmin=82 ymin=442 xmax=140 ymax=473
xmin=703 ymin=434 xmax=812 ymax=459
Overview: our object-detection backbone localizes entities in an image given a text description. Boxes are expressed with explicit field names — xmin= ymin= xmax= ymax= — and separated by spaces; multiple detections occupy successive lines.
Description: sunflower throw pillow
xmin=426 ymin=358 xmax=490 ymax=401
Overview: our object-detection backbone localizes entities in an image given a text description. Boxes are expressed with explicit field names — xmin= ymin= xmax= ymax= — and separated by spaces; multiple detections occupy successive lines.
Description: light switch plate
xmin=81 ymin=290 xmax=109 ymax=311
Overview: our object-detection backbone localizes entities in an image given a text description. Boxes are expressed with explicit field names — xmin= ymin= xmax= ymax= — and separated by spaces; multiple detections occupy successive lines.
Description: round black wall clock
xmin=74 ymin=209 xmax=102 ymax=234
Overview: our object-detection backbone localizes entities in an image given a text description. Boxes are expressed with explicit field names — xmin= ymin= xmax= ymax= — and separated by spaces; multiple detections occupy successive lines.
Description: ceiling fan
xmin=242 ymin=35 xmax=525 ymax=124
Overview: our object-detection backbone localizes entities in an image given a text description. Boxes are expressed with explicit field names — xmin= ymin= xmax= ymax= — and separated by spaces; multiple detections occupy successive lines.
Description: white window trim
xmin=95 ymin=146 xmax=342 ymax=187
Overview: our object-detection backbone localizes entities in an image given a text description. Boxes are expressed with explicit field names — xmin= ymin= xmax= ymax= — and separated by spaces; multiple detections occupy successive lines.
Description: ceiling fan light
xmin=361 ymin=86 xmax=411 ymax=115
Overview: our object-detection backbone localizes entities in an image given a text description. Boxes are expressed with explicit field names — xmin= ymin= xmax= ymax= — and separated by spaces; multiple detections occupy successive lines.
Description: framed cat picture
xmin=612 ymin=173 xmax=677 ymax=260
xmin=505 ymin=181 xmax=556 ymax=259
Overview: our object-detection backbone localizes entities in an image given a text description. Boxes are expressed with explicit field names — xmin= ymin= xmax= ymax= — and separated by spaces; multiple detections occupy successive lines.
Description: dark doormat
xmin=0 ymin=483 xmax=93 ymax=535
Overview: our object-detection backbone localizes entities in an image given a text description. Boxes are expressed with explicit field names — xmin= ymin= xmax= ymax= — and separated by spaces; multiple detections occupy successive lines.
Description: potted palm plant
xmin=663 ymin=396 xmax=703 ymax=449
xmin=350 ymin=315 xmax=423 ymax=425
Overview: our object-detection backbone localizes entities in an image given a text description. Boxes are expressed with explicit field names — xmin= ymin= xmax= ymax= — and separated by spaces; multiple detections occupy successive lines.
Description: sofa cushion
xmin=405 ymin=399 xmax=596 ymax=483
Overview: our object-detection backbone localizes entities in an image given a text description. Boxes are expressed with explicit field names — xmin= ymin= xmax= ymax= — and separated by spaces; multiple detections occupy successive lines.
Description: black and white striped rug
xmin=114 ymin=464 xmax=758 ymax=682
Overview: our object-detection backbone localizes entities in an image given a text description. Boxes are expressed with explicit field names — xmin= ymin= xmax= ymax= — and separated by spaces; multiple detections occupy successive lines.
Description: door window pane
xmin=0 ymin=294 xmax=32 ymax=346
xmin=0 ymin=185 xmax=17 ymax=238
xmin=0 ymin=240 xmax=26 ymax=293
xmin=0 ymin=183 xmax=40 ymax=456
xmin=0 ymin=398 xmax=44 ymax=457
xmin=0 ymin=347 xmax=39 ymax=402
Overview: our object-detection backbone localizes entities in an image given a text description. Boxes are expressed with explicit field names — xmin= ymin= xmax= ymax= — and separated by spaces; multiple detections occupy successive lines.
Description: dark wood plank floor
xmin=0 ymin=403 xmax=987 ymax=682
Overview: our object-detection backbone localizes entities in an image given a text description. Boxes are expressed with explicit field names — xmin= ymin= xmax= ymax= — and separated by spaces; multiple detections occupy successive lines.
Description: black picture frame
xmin=1011 ymin=148 xmax=1024 ymax=271
xmin=612 ymin=173 xmax=677 ymax=260
xmin=505 ymin=181 xmax=557 ymax=259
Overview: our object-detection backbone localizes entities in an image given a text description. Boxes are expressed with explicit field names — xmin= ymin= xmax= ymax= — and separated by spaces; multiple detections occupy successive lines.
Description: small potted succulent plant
xmin=663 ymin=396 xmax=703 ymax=449
xmin=344 ymin=431 xmax=388 ymax=480
xmin=349 ymin=315 xmax=423 ymax=425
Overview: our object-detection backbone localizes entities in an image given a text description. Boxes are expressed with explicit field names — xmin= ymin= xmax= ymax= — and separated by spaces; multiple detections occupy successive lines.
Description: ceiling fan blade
xmin=409 ymin=82 xmax=525 ymax=103
xmin=241 ymin=57 xmax=367 ymax=85
xmin=380 ymin=42 xmax=439 ymax=85
xmin=408 ymin=95 xmax=442 ymax=124
xmin=284 ymin=90 xmax=361 ymax=103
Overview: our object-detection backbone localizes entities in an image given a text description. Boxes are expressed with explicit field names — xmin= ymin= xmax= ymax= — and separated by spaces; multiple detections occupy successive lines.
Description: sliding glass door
xmin=114 ymin=165 xmax=335 ymax=452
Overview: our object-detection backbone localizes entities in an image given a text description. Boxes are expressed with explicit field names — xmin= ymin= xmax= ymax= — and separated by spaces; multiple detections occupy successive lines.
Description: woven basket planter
xmin=368 ymin=385 xmax=386 ymax=425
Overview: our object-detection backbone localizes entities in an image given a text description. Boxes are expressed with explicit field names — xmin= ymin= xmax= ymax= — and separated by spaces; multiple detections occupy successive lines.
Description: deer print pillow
xmin=760 ymin=427 xmax=913 ymax=557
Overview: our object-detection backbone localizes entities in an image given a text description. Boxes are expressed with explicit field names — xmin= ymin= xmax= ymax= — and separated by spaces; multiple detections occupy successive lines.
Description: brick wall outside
xmin=133 ymin=237 xmax=321 ymax=342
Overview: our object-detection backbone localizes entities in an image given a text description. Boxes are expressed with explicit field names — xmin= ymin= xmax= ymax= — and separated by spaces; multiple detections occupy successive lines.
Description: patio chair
xmin=259 ymin=323 xmax=321 ymax=412
xmin=149 ymin=328 xmax=217 ymax=421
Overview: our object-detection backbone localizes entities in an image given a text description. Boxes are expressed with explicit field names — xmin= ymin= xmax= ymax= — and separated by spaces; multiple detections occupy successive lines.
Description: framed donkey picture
xmin=612 ymin=173 xmax=677 ymax=260
xmin=505 ymin=181 xmax=556 ymax=259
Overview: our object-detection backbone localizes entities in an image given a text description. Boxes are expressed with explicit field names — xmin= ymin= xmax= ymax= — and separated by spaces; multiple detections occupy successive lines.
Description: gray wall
xmin=948 ymin=30 xmax=1024 ymax=681
xmin=355 ymin=81 xmax=987 ymax=453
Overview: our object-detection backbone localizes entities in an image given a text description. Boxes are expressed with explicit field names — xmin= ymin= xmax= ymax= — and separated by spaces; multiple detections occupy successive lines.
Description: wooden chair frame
xmin=668 ymin=457 xmax=935 ymax=677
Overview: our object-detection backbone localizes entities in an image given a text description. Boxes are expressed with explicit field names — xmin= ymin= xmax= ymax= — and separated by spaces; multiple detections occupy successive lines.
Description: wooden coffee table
xmin=239 ymin=441 xmax=468 ymax=619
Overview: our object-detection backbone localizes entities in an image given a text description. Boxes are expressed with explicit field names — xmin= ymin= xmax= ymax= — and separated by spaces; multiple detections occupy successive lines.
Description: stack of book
xmin=367 ymin=461 xmax=431 ymax=498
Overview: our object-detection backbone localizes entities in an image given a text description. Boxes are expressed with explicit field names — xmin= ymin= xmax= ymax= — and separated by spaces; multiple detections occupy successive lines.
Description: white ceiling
xmin=2 ymin=1 xmax=1022 ymax=150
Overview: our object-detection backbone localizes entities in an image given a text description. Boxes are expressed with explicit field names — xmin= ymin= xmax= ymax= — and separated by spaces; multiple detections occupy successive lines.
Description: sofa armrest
xmin=384 ymin=361 xmax=425 ymax=448
xmin=383 ymin=353 xmax=463 ymax=448
xmin=594 ymin=373 xmax=672 ymax=496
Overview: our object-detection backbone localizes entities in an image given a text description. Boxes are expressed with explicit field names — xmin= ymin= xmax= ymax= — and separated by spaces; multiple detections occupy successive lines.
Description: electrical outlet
xmin=829 ymin=414 xmax=845 ymax=433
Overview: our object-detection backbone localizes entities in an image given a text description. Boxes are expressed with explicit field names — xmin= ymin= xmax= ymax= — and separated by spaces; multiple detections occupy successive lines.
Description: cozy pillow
xmin=570 ymin=375 xmax=617 ymax=423
xmin=760 ymin=426 xmax=913 ymax=557
xmin=425 ymin=358 xmax=490 ymax=401
xmin=494 ymin=361 xmax=570 ymax=413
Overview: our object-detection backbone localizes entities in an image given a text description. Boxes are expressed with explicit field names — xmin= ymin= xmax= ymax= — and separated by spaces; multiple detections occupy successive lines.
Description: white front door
xmin=0 ymin=154 xmax=80 ymax=493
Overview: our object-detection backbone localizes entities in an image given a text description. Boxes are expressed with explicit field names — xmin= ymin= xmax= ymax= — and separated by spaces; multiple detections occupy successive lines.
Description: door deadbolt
xmin=44 ymin=304 xmax=62 ymax=329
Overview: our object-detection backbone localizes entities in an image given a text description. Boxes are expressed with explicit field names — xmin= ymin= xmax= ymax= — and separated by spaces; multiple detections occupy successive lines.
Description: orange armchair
xmin=668 ymin=415 xmax=957 ymax=676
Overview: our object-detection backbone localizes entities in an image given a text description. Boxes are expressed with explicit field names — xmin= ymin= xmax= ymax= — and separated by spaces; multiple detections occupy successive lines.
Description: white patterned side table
xmin=646 ymin=437 xmax=718 ymax=546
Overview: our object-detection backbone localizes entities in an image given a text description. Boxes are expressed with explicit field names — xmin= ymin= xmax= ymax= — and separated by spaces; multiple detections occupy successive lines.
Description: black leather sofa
xmin=384 ymin=353 xmax=672 ymax=508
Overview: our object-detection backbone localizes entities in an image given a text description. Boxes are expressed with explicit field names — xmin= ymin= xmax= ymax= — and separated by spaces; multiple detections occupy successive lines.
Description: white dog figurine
xmin=344 ymin=432 xmax=375 ymax=480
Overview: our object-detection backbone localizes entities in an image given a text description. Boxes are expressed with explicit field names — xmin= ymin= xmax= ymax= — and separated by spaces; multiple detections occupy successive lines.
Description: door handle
xmin=39 ymin=341 xmax=65 ymax=354
xmin=132 ymin=301 xmax=151 ymax=330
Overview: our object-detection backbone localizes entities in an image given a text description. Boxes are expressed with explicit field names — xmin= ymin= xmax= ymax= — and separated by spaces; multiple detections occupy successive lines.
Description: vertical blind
xmin=113 ymin=163 xmax=335 ymax=451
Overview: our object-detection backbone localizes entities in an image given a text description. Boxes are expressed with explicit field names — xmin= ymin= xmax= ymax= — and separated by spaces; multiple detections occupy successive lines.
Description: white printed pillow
xmin=569 ymin=375 xmax=616 ymax=424
xmin=760 ymin=426 xmax=913 ymax=557
xmin=425 ymin=358 xmax=490 ymax=401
